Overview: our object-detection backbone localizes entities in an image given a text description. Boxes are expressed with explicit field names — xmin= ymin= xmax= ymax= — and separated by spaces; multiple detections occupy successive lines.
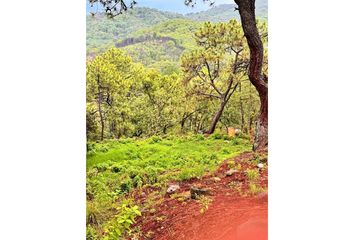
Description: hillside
xmin=86 ymin=7 xmax=184 ymax=56
xmin=87 ymin=2 xmax=267 ymax=56
xmin=118 ymin=19 xmax=202 ymax=72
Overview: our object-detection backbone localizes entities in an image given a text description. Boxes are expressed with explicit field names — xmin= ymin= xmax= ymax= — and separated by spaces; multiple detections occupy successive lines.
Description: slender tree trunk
xmin=207 ymin=99 xmax=227 ymax=134
xmin=234 ymin=0 xmax=268 ymax=150
xmin=96 ymin=74 xmax=105 ymax=141
xmin=97 ymin=91 xmax=104 ymax=141
xmin=239 ymin=83 xmax=245 ymax=132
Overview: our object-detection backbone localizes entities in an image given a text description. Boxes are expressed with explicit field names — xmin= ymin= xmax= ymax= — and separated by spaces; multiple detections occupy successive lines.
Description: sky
xmin=87 ymin=0 xmax=236 ymax=14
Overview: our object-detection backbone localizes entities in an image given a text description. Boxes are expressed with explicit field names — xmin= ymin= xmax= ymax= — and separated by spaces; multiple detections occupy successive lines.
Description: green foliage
xmin=103 ymin=200 xmax=142 ymax=240
xmin=249 ymin=183 xmax=265 ymax=195
xmin=198 ymin=196 xmax=213 ymax=214
xmin=87 ymin=225 xmax=98 ymax=240
xmin=87 ymin=136 xmax=251 ymax=238
xmin=227 ymin=160 xmax=236 ymax=169
xmin=246 ymin=169 xmax=260 ymax=182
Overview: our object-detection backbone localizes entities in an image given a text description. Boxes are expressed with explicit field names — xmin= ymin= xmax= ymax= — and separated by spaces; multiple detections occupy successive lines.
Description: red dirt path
xmin=131 ymin=151 xmax=268 ymax=240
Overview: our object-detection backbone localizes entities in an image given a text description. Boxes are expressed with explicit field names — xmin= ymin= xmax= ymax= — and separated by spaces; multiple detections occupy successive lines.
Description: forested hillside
xmin=86 ymin=7 xmax=183 ymax=56
xmin=87 ymin=2 xmax=268 ymax=63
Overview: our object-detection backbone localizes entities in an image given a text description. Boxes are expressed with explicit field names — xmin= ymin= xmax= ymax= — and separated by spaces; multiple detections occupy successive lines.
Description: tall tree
xmin=233 ymin=0 xmax=268 ymax=150
xmin=182 ymin=20 xmax=248 ymax=134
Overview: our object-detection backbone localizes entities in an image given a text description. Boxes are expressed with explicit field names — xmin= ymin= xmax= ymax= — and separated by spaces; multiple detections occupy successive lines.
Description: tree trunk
xmin=97 ymin=91 xmax=104 ymax=141
xmin=96 ymin=74 xmax=105 ymax=141
xmin=234 ymin=0 xmax=268 ymax=151
xmin=207 ymin=100 xmax=227 ymax=134
xmin=239 ymin=83 xmax=245 ymax=132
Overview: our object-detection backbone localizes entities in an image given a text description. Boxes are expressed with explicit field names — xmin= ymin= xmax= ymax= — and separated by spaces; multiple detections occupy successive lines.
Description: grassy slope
xmin=86 ymin=135 xmax=251 ymax=238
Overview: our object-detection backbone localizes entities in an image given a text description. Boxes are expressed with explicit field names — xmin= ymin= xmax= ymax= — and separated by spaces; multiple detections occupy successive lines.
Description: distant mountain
xmin=186 ymin=1 xmax=267 ymax=22
xmin=117 ymin=19 xmax=203 ymax=73
xmin=87 ymin=7 xmax=184 ymax=55
xmin=87 ymin=3 xmax=268 ymax=72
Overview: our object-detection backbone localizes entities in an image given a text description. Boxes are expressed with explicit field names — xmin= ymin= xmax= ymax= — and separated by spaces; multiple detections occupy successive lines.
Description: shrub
xmin=210 ymin=132 xmax=223 ymax=140
xmin=222 ymin=148 xmax=231 ymax=154
xmin=86 ymin=225 xmax=98 ymax=240
xmin=149 ymin=136 xmax=162 ymax=144
xmin=227 ymin=160 xmax=236 ymax=169
xmin=246 ymin=169 xmax=259 ymax=181
xmin=222 ymin=135 xmax=232 ymax=141
xmin=120 ymin=178 xmax=133 ymax=193
xmin=95 ymin=163 xmax=109 ymax=173
xmin=87 ymin=142 xmax=97 ymax=154
xmin=103 ymin=200 xmax=141 ymax=240
xmin=249 ymin=183 xmax=265 ymax=195
xmin=231 ymin=138 xmax=238 ymax=145
xmin=111 ymin=164 xmax=122 ymax=173
xmin=194 ymin=134 xmax=205 ymax=141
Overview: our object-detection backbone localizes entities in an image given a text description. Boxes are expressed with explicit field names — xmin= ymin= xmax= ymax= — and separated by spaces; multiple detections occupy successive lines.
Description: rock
xmin=167 ymin=184 xmax=180 ymax=194
xmin=226 ymin=169 xmax=238 ymax=176
xmin=257 ymin=163 xmax=264 ymax=169
xmin=213 ymin=177 xmax=221 ymax=182
xmin=190 ymin=186 xmax=211 ymax=199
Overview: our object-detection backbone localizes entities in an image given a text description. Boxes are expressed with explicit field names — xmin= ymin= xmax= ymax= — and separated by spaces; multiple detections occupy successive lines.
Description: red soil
xmin=131 ymin=151 xmax=268 ymax=240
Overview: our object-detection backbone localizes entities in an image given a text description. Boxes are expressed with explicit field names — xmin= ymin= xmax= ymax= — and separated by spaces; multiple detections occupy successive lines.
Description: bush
xmin=87 ymin=142 xmax=97 ymax=154
xmin=95 ymin=163 xmax=109 ymax=173
xmin=210 ymin=132 xmax=223 ymax=140
xmin=120 ymin=178 xmax=133 ymax=193
xmin=103 ymin=200 xmax=142 ymax=240
xmin=222 ymin=148 xmax=231 ymax=154
xmin=231 ymin=138 xmax=238 ymax=145
xmin=246 ymin=169 xmax=259 ymax=181
xmin=227 ymin=160 xmax=235 ymax=169
xmin=149 ymin=136 xmax=162 ymax=144
xmin=194 ymin=134 xmax=205 ymax=141
xmin=86 ymin=225 xmax=98 ymax=240
xmin=111 ymin=164 xmax=122 ymax=173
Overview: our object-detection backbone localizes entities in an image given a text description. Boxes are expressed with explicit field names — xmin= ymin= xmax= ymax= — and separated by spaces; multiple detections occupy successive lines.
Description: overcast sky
xmin=137 ymin=0 xmax=235 ymax=13
xmin=87 ymin=0 xmax=236 ymax=14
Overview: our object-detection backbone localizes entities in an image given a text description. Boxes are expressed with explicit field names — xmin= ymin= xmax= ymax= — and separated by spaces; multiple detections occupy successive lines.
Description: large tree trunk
xmin=207 ymin=100 xmax=227 ymax=134
xmin=234 ymin=0 xmax=268 ymax=151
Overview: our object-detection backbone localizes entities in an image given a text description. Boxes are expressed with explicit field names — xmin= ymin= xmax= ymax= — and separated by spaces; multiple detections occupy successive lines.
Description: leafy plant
xmin=198 ymin=196 xmax=213 ymax=214
xmin=249 ymin=183 xmax=265 ymax=195
xmin=103 ymin=201 xmax=142 ymax=240
xmin=246 ymin=169 xmax=259 ymax=181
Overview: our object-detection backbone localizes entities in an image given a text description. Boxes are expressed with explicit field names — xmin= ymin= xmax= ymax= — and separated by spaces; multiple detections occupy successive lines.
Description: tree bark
xmin=234 ymin=0 xmax=268 ymax=151
xmin=207 ymin=99 xmax=227 ymax=134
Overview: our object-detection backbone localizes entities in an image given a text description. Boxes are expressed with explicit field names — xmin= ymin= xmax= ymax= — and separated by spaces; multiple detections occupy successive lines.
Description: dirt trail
xmin=132 ymin=151 xmax=268 ymax=240
xmin=181 ymin=196 xmax=268 ymax=240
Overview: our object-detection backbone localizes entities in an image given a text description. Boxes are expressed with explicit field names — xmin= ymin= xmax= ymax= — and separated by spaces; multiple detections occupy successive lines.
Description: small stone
xmin=190 ymin=187 xmax=211 ymax=199
xmin=226 ymin=169 xmax=238 ymax=176
xmin=213 ymin=177 xmax=221 ymax=182
xmin=257 ymin=163 xmax=264 ymax=169
xmin=167 ymin=184 xmax=180 ymax=194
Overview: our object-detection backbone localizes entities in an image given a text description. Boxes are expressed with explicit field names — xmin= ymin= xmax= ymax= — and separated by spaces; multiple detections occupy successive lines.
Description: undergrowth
xmin=87 ymin=134 xmax=251 ymax=239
